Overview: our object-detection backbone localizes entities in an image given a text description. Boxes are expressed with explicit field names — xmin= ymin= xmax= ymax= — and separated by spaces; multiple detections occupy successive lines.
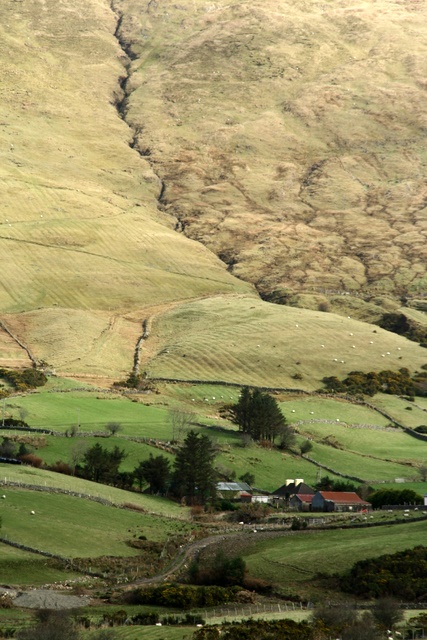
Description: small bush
xmin=20 ymin=453 xmax=43 ymax=468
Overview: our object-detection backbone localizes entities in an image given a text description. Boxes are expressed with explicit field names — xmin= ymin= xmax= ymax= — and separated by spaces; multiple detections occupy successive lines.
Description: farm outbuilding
xmin=289 ymin=493 xmax=314 ymax=512
xmin=216 ymin=482 xmax=252 ymax=501
xmin=311 ymin=491 xmax=371 ymax=512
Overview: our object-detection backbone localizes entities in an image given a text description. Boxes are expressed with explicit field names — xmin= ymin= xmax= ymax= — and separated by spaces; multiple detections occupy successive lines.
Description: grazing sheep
xmin=30 ymin=511 xmax=35 ymax=515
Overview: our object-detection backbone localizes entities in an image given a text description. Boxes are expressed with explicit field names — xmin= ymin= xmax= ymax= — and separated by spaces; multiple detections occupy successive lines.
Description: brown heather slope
xmin=0 ymin=0 xmax=426 ymax=386
xmin=116 ymin=0 xmax=427 ymax=310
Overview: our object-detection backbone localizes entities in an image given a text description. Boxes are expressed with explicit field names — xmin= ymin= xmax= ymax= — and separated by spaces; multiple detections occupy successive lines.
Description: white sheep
xmin=30 ymin=510 xmax=35 ymax=515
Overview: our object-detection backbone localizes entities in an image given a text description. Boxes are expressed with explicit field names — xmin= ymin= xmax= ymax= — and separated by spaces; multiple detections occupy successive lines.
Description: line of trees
xmin=71 ymin=431 xmax=218 ymax=504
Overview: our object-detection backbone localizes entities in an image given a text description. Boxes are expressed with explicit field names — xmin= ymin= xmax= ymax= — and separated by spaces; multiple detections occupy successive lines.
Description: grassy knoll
xmin=0 ymin=0 xmax=251 ymax=379
xmin=0 ymin=487 xmax=191 ymax=558
xmin=0 ymin=465 xmax=188 ymax=518
xmin=216 ymin=445 xmax=340 ymax=492
xmin=145 ymin=297 xmax=427 ymax=390
xmin=243 ymin=519 xmax=427 ymax=597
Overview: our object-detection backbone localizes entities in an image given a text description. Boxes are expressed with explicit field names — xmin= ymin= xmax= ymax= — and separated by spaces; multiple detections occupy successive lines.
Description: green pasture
xmin=216 ymin=445 xmax=340 ymax=492
xmin=157 ymin=382 xmax=242 ymax=411
xmin=373 ymin=481 xmax=427 ymax=494
xmin=370 ymin=394 xmax=427 ymax=429
xmin=297 ymin=422 xmax=427 ymax=465
xmin=281 ymin=397 xmax=390 ymax=427
xmin=0 ymin=487 xmax=190 ymax=557
xmin=306 ymin=440 xmax=414 ymax=482
xmin=30 ymin=435 xmax=174 ymax=475
xmin=0 ymin=465 xmax=189 ymax=518
xmin=243 ymin=519 xmax=427 ymax=594
xmin=0 ymin=543 xmax=83 ymax=586
xmin=4 ymin=391 xmax=173 ymax=438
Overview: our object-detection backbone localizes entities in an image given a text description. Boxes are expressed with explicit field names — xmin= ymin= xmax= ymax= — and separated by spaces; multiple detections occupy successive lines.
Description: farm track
xmin=116 ymin=513 xmax=427 ymax=590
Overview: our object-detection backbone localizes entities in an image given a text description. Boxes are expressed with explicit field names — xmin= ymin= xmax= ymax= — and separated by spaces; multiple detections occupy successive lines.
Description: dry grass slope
xmin=0 ymin=0 xmax=251 ymax=377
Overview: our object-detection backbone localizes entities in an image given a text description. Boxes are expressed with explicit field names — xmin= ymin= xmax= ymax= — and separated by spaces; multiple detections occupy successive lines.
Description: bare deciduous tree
xmin=68 ymin=439 xmax=89 ymax=476
xmin=106 ymin=421 xmax=122 ymax=436
xmin=169 ymin=408 xmax=195 ymax=442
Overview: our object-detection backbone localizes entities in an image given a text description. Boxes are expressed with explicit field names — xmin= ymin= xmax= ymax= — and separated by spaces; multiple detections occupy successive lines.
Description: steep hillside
xmin=0 ymin=0 xmax=426 ymax=386
xmin=0 ymin=0 xmax=252 ymax=378
xmin=116 ymin=0 xmax=427 ymax=309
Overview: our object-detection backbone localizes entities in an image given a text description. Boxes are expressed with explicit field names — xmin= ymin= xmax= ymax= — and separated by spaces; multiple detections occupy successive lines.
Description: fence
xmin=195 ymin=601 xmax=312 ymax=621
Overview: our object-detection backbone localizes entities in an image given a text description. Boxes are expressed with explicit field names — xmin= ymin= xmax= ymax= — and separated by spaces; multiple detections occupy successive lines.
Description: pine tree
xmin=171 ymin=431 xmax=217 ymax=505
xmin=231 ymin=388 xmax=287 ymax=442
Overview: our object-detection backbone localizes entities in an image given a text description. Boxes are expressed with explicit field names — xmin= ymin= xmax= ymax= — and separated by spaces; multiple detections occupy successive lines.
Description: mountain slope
xmin=0 ymin=0 xmax=425 ymax=386
xmin=116 ymin=0 xmax=427 ymax=304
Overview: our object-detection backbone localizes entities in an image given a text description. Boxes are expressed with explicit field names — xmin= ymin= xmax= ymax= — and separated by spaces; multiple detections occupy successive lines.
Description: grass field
xmin=281 ymin=397 xmax=391 ymax=426
xmin=243 ymin=519 xmax=427 ymax=596
xmin=296 ymin=422 xmax=427 ymax=466
xmin=0 ymin=487 xmax=191 ymax=558
xmin=370 ymin=394 xmax=427 ymax=429
xmin=0 ymin=544 xmax=84 ymax=586
xmin=5 ymin=390 xmax=172 ymax=436
xmin=0 ymin=465 xmax=189 ymax=518
xmin=144 ymin=297 xmax=427 ymax=390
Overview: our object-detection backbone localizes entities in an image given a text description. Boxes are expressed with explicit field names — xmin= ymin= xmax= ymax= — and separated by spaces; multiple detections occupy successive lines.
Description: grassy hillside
xmin=243 ymin=519 xmax=427 ymax=597
xmin=0 ymin=0 xmax=252 ymax=379
xmin=143 ymin=297 xmax=427 ymax=389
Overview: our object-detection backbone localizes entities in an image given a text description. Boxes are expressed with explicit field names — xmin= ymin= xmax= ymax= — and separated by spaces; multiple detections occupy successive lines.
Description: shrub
xmin=341 ymin=545 xmax=427 ymax=599
xmin=128 ymin=584 xmax=239 ymax=609
xmin=19 ymin=453 xmax=43 ymax=468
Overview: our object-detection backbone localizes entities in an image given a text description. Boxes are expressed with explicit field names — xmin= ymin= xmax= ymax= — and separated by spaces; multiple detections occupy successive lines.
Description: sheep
xmin=1 ymin=495 xmax=5 ymax=499
xmin=30 ymin=510 xmax=35 ymax=515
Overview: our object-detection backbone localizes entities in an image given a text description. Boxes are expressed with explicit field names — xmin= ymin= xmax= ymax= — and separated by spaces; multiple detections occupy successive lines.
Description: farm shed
xmin=216 ymin=482 xmax=252 ymax=501
xmin=312 ymin=491 xmax=371 ymax=512
xmin=289 ymin=493 xmax=314 ymax=512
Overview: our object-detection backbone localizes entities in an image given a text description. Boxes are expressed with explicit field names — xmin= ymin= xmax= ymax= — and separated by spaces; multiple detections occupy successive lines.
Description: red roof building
xmin=289 ymin=494 xmax=314 ymax=511
xmin=312 ymin=491 xmax=371 ymax=512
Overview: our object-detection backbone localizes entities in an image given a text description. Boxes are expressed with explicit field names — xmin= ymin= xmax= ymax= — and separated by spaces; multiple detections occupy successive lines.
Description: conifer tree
xmin=171 ymin=430 xmax=217 ymax=504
